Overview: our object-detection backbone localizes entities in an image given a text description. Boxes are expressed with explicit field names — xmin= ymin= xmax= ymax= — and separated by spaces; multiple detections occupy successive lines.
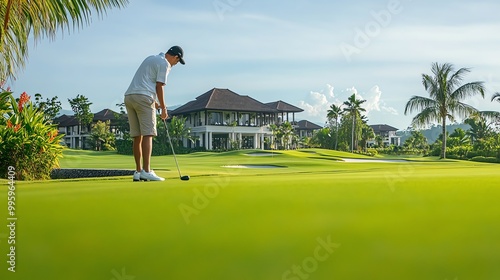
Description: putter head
xmin=180 ymin=175 xmax=190 ymax=181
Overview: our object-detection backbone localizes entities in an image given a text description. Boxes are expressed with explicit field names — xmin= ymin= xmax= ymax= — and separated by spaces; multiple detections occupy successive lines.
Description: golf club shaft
xmin=163 ymin=119 xmax=183 ymax=178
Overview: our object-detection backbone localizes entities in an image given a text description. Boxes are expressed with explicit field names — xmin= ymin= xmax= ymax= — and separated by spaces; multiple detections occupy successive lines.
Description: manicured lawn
xmin=1 ymin=149 xmax=499 ymax=279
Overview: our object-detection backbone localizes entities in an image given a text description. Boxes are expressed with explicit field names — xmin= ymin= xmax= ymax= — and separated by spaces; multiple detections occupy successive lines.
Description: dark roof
xmin=370 ymin=124 xmax=399 ymax=132
xmin=296 ymin=120 xmax=322 ymax=130
xmin=171 ymin=88 xmax=276 ymax=115
xmin=266 ymin=100 xmax=303 ymax=113
xmin=94 ymin=109 xmax=118 ymax=122
xmin=54 ymin=114 xmax=74 ymax=127
xmin=53 ymin=109 xmax=119 ymax=127
xmin=171 ymin=88 xmax=303 ymax=115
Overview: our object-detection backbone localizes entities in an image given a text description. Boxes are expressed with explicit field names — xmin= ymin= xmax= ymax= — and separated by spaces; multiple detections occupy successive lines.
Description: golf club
xmin=162 ymin=118 xmax=190 ymax=181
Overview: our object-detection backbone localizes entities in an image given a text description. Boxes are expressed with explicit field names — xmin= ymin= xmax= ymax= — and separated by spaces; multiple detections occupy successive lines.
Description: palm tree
xmin=404 ymin=62 xmax=485 ymax=159
xmin=326 ymin=104 xmax=343 ymax=150
xmin=168 ymin=116 xmax=195 ymax=151
xmin=1 ymin=0 xmax=129 ymax=80
xmin=492 ymin=92 xmax=500 ymax=103
xmin=360 ymin=124 xmax=375 ymax=151
xmin=343 ymin=94 xmax=366 ymax=152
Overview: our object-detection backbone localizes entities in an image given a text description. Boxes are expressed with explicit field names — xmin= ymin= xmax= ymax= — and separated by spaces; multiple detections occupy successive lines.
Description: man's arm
xmin=156 ymin=82 xmax=168 ymax=120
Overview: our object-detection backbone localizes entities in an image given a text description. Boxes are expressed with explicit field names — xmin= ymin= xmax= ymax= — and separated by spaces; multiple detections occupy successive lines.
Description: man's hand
xmin=160 ymin=108 xmax=168 ymax=120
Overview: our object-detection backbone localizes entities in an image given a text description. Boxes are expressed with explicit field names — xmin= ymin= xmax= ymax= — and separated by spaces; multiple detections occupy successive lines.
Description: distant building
xmin=170 ymin=88 xmax=318 ymax=150
xmin=53 ymin=109 xmax=120 ymax=149
xmin=296 ymin=120 xmax=323 ymax=138
xmin=368 ymin=124 xmax=401 ymax=146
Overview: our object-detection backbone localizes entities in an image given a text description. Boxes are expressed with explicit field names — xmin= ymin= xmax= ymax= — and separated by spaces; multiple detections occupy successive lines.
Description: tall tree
xmin=343 ymin=94 xmax=366 ymax=152
xmin=360 ymin=124 xmax=375 ymax=151
xmin=68 ymin=94 xmax=93 ymax=149
xmin=327 ymin=104 xmax=343 ymax=150
xmin=0 ymin=0 xmax=129 ymax=80
xmin=404 ymin=62 xmax=485 ymax=159
xmin=33 ymin=93 xmax=62 ymax=122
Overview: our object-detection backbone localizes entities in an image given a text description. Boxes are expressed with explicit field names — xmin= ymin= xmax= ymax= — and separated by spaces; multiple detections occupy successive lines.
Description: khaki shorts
xmin=124 ymin=94 xmax=156 ymax=137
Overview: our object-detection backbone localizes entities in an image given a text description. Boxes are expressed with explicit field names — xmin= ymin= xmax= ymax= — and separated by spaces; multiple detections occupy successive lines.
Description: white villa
xmin=54 ymin=109 xmax=120 ymax=149
xmin=368 ymin=124 xmax=401 ymax=147
xmin=170 ymin=88 xmax=308 ymax=150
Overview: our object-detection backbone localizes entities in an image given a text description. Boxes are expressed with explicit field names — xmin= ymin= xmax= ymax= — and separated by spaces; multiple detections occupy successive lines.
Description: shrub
xmin=470 ymin=156 xmax=500 ymax=163
xmin=0 ymin=91 xmax=64 ymax=180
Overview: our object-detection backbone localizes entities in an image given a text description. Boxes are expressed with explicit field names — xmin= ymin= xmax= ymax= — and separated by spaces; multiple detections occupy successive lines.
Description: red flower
xmin=48 ymin=130 xmax=58 ymax=142
xmin=18 ymin=92 xmax=30 ymax=112
xmin=14 ymin=123 xmax=21 ymax=132
xmin=6 ymin=119 xmax=13 ymax=128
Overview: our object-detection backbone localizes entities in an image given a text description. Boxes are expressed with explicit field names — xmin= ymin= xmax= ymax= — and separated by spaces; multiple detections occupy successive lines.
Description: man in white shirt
xmin=124 ymin=46 xmax=185 ymax=181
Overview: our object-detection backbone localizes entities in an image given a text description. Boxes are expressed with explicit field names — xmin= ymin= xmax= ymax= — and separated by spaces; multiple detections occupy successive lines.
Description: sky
xmin=8 ymin=0 xmax=500 ymax=130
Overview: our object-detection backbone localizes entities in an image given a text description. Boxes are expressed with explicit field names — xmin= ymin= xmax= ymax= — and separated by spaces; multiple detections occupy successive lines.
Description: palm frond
xmin=404 ymin=95 xmax=436 ymax=115
xmin=491 ymin=92 xmax=500 ymax=103
xmin=411 ymin=107 xmax=440 ymax=128
xmin=447 ymin=67 xmax=471 ymax=92
xmin=477 ymin=110 xmax=500 ymax=122
xmin=451 ymin=81 xmax=485 ymax=101
xmin=448 ymin=101 xmax=478 ymax=119
xmin=1 ymin=0 xmax=129 ymax=80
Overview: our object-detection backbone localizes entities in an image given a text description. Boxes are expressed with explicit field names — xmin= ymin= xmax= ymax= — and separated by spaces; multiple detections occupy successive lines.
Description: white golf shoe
xmin=133 ymin=170 xmax=143 ymax=182
xmin=140 ymin=170 xmax=165 ymax=181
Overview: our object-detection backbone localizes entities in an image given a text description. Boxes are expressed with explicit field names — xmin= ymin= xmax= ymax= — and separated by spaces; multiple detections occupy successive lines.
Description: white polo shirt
xmin=124 ymin=52 xmax=171 ymax=100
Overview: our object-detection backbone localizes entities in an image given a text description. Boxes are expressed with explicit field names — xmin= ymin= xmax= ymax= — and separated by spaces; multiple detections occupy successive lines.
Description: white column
xmin=254 ymin=133 xmax=258 ymax=149
xmin=205 ymin=133 xmax=209 ymax=150
xmin=260 ymin=134 xmax=265 ymax=150
xmin=208 ymin=132 xmax=212 ymax=150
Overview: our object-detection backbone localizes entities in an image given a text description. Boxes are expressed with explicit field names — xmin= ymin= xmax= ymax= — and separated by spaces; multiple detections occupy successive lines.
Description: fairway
xmin=1 ymin=149 xmax=499 ymax=279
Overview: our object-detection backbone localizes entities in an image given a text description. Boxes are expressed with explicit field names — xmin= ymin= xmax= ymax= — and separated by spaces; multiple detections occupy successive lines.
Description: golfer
xmin=124 ymin=46 xmax=185 ymax=181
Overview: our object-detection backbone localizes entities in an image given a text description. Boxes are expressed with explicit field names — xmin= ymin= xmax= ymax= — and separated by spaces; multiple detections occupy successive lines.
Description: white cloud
xmin=299 ymin=84 xmax=399 ymax=124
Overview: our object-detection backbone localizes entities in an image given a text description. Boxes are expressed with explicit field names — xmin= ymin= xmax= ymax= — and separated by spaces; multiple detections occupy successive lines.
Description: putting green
xmin=0 ymin=149 xmax=499 ymax=279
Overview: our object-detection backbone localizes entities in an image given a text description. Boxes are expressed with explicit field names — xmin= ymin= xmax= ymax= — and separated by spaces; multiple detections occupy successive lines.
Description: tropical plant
xmin=327 ymin=104 xmax=343 ymax=150
xmin=342 ymin=94 xmax=366 ymax=152
xmin=447 ymin=128 xmax=469 ymax=148
xmin=465 ymin=113 xmax=494 ymax=145
xmin=404 ymin=62 xmax=486 ymax=158
xmin=311 ymin=127 xmax=334 ymax=149
xmin=269 ymin=122 xmax=295 ymax=150
xmin=360 ymin=124 xmax=375 ymax=151
xmin=375 ymin=135 xmax=384 ymax=147
xmin=0 ymin=0 xmax=129 ymax=80
xmin=88 ymin=120 xmax=115 ymax=151
xmin=0 ymin=90 xmax=64 ymax=180
xmin=167 ymin=116 xmax=196 ymax=150
xmin=403 ymin=130 xmax=429 ymax=153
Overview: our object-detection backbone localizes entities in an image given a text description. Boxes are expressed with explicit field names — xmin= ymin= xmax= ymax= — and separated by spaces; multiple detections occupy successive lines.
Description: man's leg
xmin=142 ymin=135 xmax=153 ymax=172
xmin=133 ymin=136 xmax=143 ymax=172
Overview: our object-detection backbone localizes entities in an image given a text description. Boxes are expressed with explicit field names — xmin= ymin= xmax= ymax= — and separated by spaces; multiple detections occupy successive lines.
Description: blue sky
xmin=9 ymin=0 xmax=500 ymax=130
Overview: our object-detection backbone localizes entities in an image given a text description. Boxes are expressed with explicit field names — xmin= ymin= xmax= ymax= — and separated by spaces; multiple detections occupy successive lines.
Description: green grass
xmin=1 ymin=149 xmax=499 ymax=279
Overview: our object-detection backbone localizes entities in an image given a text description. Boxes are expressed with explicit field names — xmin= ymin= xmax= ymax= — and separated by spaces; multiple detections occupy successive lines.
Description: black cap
xmin=167 ymin=45 xmax=185 ymax=65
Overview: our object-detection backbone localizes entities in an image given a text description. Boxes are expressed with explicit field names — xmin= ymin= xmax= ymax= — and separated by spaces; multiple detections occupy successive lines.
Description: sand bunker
xmin=342 ymin=158 xmax=408 ymax=163
xmin=245 ymin=153 xmax=278 ymax=157
xmin=222 ymin=165 xmax=285 ymax=169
